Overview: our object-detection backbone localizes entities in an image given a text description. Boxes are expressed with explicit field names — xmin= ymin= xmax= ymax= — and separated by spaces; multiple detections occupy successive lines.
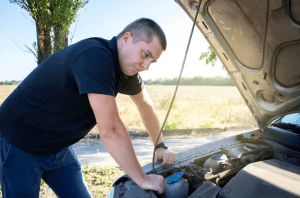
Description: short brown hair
xmin=117 ymin=18 xmax=167 ymax=51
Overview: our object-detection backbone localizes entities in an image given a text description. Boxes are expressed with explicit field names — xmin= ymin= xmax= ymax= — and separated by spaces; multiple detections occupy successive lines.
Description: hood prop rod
xmin=152 ymin=0 xmax=202 ymax=174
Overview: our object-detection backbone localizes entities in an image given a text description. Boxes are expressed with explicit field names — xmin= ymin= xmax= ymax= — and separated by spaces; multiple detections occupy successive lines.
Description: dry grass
xmin=116 ymin=85 xmax=257 ymax=130
xmin=0 ymin=85 xmax=18 ymax=105
xmin=0 ymin=85 xmax=257 ymax=131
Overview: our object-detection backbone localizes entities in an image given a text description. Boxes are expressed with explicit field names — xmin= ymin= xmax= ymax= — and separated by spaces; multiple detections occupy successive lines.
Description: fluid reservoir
xmin=203 ymin=154 xmax=228 ymax=174
xmin=160 ymin=172 xmax=189 ymax=198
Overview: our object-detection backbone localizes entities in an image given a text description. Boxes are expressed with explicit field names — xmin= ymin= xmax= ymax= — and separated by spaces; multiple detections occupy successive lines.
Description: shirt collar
xmin=108 ymin=36 xmax=129 ymax=79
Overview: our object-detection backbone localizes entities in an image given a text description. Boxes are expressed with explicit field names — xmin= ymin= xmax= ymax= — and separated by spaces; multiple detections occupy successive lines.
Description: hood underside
xmin=176 ymin=0 xmax=300 ymax=128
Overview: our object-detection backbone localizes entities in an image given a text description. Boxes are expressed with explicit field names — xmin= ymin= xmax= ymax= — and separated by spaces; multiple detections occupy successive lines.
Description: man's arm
xmin=130 ymin=88 xmax=162 ymax=145
xmin=130 ymin=88 xmax=177 ymax=165
xmin=88 ymin=93 xmax=164 ymax=193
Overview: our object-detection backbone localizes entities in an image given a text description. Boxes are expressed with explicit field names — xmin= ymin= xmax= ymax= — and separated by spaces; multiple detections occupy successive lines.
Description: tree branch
xmin=13 ymin=40 xmax=38 ymax=63
xmin=69 ymin=20 xmax=79 ymax=45
xmin=21 ymin=12 xmax=35 ymax=24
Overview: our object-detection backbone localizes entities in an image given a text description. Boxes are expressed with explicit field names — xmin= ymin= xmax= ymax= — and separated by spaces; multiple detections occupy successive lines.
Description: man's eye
xmin=144 ymin=52 xmax=150 ymax=58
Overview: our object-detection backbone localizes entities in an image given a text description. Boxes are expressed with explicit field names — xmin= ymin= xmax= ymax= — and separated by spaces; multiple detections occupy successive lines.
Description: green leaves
xmin=199 ymin=46 xmax=218 ymax=67
xmin=50 ymin=0 xmax=88 ymax=29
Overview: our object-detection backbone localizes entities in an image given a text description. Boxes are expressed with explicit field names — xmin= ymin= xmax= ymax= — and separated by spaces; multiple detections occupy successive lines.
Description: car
xmin=108 ymin=0 xmax=300 ymax=197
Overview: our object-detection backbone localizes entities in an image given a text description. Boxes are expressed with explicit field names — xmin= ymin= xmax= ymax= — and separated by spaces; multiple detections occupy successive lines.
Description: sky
xmin=0 ymin=0 xmax=227 ymax=81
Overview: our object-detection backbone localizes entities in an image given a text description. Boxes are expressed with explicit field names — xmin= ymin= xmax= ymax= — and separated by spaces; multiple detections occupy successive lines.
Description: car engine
xmin=111 ymin=136 xmax=300 ymax=198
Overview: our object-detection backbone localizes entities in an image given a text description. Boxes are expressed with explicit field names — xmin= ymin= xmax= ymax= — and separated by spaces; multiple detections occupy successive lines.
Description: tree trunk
xmin=64 ymin=32 xmax=69 ymax=48
xmin=54 ymin=24 xmax=69 ymax=53
xmin=36 ymin=16 xmax=52 ymax=65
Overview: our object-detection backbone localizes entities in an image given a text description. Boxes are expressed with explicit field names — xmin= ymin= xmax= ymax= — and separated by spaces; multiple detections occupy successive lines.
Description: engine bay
xmin=111 ymin=135 xmax=300 ymax=198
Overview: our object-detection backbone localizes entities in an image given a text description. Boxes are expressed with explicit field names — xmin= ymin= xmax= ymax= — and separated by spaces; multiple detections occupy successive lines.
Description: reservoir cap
xmin=167 ymin=172 xmax=184 ymax=184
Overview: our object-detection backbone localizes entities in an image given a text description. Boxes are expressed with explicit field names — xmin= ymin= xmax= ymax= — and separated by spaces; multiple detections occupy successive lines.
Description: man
xmin=0 ymin=18 xmax=176 ymax=197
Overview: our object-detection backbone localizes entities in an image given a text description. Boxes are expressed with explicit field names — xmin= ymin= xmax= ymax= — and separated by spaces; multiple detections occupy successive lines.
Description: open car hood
xmin=176 ymin=0 xmax=300 ymax=129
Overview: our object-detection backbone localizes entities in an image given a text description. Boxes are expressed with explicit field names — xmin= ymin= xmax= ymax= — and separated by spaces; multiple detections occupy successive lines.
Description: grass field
xmin=0 ymin=84 xmax=257 ymax=197
xmin=116 ymin=85 xmax=257 ymax=130
xmin=0 ymin=85 xmax=16 ymax=105
xmin=0 ymin=85 xmax=257 ymax=131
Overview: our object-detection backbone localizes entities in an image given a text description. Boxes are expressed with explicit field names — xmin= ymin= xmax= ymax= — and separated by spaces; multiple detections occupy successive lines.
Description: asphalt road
xmin=71 ymin=132 xmax=241 ymax=167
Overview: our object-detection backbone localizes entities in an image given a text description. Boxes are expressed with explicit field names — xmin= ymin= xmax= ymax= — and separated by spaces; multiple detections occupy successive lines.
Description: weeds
xmin=199 ymin=121 xmax=214 ymax=128
xmin=81 ymin=165 xmax=124 ymax=197
xmin=160 ymin=96 xmax=177 ymax=110
xmin=163 ymin=121 xmax=178 ymax=129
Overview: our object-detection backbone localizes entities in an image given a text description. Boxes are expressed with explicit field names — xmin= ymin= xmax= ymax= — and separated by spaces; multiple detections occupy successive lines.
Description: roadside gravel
xmin=72 ymin=125 xmax=257 ymax=167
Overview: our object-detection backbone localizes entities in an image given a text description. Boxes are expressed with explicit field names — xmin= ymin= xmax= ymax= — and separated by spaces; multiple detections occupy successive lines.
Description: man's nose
xmin=142 ymin=60 xmax=151 ymax=71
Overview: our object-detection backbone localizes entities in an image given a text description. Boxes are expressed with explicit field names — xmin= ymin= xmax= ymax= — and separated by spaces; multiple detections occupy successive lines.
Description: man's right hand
xmin=139 ymin=174 xmax=165 ymax=194
xmin=88 ymin=93 xmax=165 ymax=194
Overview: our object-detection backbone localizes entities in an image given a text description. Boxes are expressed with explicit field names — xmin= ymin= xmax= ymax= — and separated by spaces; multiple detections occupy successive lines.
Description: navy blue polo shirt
xmin=0 ymin=37 xmax=144 ymax=156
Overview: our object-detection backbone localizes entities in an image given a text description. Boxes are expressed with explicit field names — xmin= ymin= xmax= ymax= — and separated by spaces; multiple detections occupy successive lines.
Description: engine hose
xmin=203 ymin=165 xmax=246 ymax=181
xmin=189 ymin=165 xmax=246 ymax=181
xmin=238 ymin=149 xmax=274 ymax=159
xmin=152 ymin=0 xmax=202 ymax=174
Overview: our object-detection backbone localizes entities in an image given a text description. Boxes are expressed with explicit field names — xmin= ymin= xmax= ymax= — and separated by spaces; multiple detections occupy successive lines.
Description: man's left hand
xmin=154 ymin=148 xmax=177 ymax=165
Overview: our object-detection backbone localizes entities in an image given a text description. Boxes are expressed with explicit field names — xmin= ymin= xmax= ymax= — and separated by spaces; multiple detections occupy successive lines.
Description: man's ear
xmin=121 ymin=32 xmax=132 ymax=44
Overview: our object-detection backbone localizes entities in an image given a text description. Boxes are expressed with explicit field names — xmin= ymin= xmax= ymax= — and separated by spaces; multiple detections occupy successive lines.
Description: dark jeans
xmin=0 ymin=132 xmax=93 ymax=198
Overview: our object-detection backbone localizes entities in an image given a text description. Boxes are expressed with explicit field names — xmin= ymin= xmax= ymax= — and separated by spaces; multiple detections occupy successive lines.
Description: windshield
xmin=270 ymin=113 xmax=300 ymax=134
xmin=276 ymin=113 xmax=300 ymax=125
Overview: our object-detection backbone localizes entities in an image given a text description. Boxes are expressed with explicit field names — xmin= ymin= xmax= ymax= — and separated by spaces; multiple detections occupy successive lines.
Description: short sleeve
xmin=71 ymin=48 xmax=117 ymax=96
xmin=118 ymin=73 xmax=144 ymax=95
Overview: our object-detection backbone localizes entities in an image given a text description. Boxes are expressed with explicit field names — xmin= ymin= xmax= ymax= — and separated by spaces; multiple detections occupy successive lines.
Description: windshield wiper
xmin=270 ymin=123 xmax=300 ymax=134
